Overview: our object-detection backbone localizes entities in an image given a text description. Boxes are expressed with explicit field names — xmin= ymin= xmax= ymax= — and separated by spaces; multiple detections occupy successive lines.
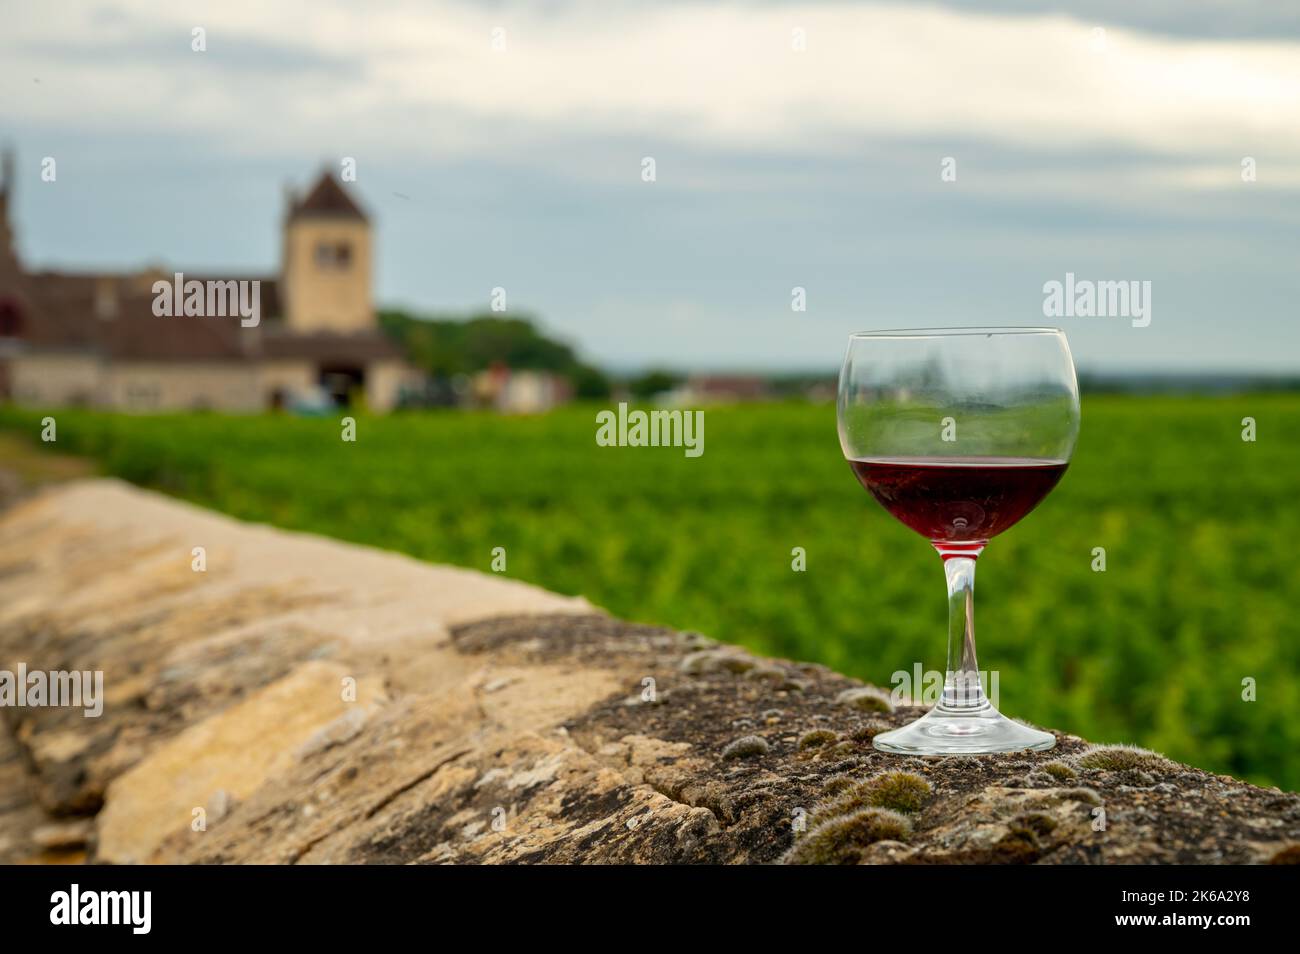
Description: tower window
xmin=314 ymin=241 xmax=352 ymax=269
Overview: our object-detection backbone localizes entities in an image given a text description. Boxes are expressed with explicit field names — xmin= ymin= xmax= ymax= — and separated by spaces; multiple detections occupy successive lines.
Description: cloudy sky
xmin=2 ymin=0 xmax=1298 ymax=373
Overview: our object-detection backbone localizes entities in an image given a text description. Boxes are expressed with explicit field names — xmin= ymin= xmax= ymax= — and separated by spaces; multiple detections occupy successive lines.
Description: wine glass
xmin=837 ymin=327 xmax=1080 ymax=754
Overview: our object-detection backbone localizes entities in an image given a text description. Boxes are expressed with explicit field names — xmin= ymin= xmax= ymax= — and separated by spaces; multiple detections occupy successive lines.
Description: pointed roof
xmin=290 ymin=172 xmax=367 ymax=222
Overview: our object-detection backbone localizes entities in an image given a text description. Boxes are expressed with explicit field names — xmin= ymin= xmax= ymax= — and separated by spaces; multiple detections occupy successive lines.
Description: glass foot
xmin=873 ymin=704 xmax=1055 ymax=755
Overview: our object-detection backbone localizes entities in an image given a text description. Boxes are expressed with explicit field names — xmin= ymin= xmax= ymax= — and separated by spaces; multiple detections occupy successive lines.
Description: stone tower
xmin=281 ymin=172 xmax=373 ymax=333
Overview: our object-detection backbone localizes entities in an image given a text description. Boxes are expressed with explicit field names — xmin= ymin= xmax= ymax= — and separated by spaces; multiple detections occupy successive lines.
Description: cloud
xmin=4 ymin=0 xmax=1298 ymax=167
xmin=5 ymin=1 xmax=1298 ymax=374
xmin=918 ymin=0 xmax=1300 ymax=42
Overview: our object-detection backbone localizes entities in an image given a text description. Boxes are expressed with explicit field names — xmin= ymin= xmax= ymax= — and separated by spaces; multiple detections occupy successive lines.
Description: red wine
xmin=849 ymin=456 xmax=1067 ymax=543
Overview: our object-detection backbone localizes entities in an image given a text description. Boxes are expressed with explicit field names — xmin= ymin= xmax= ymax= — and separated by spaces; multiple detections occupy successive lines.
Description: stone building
xmin=0 ymin=157 xmax=417 ymax=412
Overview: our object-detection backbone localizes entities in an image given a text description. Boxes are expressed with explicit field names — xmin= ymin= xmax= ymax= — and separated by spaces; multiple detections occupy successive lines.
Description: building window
xmin=314 ymin=241 xmax=352 ymax=269
xmin=125 ymin=383 xmax=161 ymax=409
xmin=94 ymin=281 xmax=119 ymax=320
xmin=0 ymin=299 xmax=22 ymax=337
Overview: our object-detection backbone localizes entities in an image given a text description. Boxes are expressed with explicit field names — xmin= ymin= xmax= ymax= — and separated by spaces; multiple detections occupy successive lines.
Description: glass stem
xmin=939 ymin=552 xmax=990 ymax=712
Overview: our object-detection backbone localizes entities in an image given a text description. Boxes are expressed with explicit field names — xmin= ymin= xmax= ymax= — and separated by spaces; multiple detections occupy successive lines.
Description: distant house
xmin=471 ymin=363 xmax=573 ymax=414
xmin=0 ymin=155 xmax=419 ymax=412
xmin=664 ymin=374 xmax=770 ymax=405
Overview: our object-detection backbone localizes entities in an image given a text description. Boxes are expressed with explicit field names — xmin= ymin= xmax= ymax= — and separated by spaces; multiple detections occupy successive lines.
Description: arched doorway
xmin=319 ymin=364 xmax=365 ymax=408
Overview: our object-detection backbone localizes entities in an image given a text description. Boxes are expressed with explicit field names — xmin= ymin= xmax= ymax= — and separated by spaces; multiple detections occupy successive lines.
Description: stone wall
xmin=0 ymin=479 xmax=1296 ymax=864
xmin=6 ymin=351 xmax=103 ymax=407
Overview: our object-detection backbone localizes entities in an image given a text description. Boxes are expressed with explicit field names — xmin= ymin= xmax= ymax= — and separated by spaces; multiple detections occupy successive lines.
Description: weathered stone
xmin=96 ymin=660 xmax=387 ymax=863
xmin=0 ymin=479 xmax=1296 ymax=865
xmin=31 ymin=818 xmax=93 ymax=851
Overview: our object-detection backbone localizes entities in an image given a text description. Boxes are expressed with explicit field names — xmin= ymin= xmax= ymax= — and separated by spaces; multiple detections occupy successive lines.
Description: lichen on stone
xmin=783 ymin=807 xmax=913 ymax=865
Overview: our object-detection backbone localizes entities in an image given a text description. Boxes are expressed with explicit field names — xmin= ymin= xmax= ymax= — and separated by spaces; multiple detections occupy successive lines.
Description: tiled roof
xmin=14 ymin=272 xmax=271 ymax=359
xmin=2 ymin=271 xmax=397 ymax=363
xmin=290 ymin=172 xmax=367 ymax=221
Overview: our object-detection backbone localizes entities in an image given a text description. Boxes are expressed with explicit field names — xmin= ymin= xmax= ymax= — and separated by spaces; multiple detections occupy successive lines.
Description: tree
xmin=379 ymin=309 xmax=609 ymax=398
xmin=628 ymin=369 xmax=679 ymax=399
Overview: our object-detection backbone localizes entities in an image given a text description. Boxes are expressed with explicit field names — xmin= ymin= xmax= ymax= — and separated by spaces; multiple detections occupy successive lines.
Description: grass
xmin=0 ymin=432 xmax=95 ymax=488
xmin=1 ymin=394 xmax=1296 ymax=790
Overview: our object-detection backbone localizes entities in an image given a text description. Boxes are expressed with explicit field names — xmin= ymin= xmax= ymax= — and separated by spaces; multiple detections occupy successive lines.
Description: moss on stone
xmin=1268 ymin=843 xmax=1300 ymax=865
xmin=1041 ymin=760 xmax=1078 ymax=782
xmin=849 ymin=721 xmax=891 ymax=743
xmin=797 ymin=729 xmax=839 ymax=751
xmin=746 ymin=665 xmax=793 ymax=686
xmin=680 ymin=649 xmax=755 ymax=675
xmin=835 ymin=686 xmax=895 ymax=714
xmin=1011 ymin=811 xmax=1058 ymax=837
xmin=821 ymin=775 xmax=855 ymax=797
xmin=866 ymin=771 xmax=933 ymax=814
xmin=720 ymin=734 xmax=770 ymax=760
xmin=677 ymin=631 xmax=716 ymax=651
xmin=1053 ymin=786 xmax=1103 ymax=807
xmin=1076 ymin=744 xmax=1170 ymax=772
xmin=811 ymin=770 xmax=932 ymax=823
xmin=783 ymin=808 xmax=913 ymax=865
xmin=1019 ymin=771 xmax=1057 ymax=788
xmin=994 ymin=827 xmax=1043 ymax=864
